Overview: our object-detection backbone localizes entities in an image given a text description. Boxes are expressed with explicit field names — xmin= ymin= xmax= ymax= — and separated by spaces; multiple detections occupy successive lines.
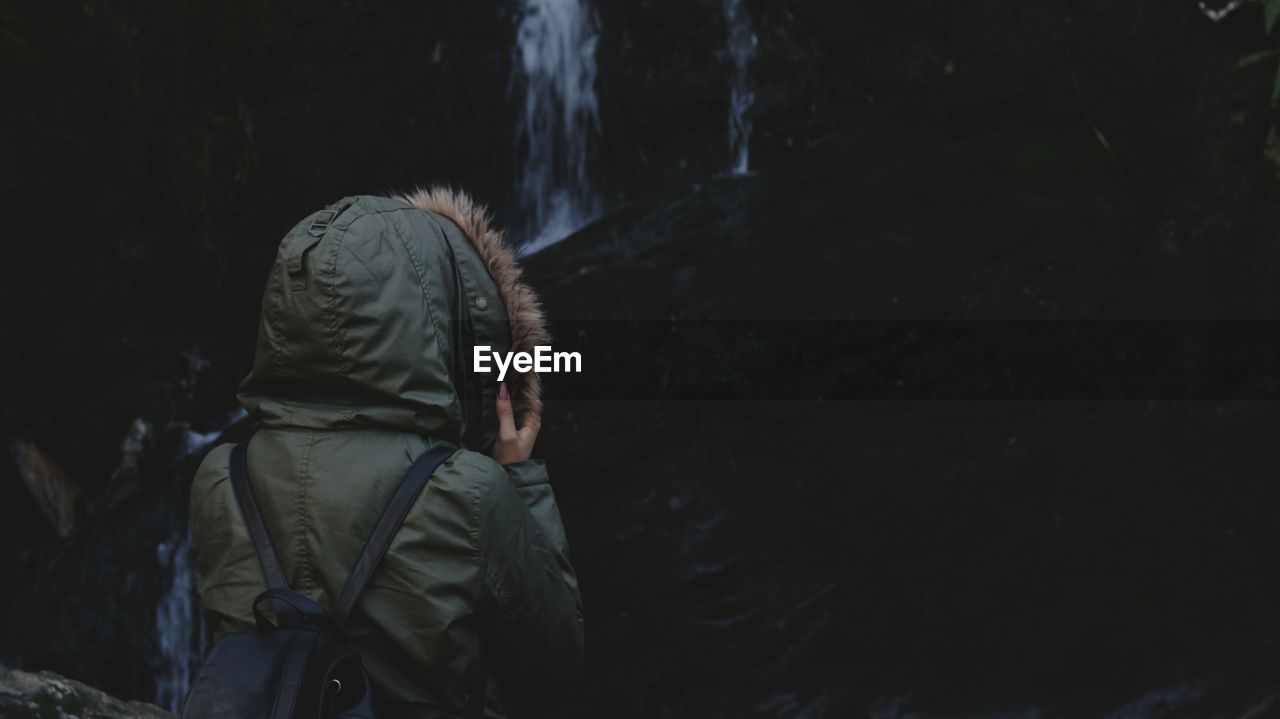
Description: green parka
xmin=190 ymin=191 xmax=583 ymax=718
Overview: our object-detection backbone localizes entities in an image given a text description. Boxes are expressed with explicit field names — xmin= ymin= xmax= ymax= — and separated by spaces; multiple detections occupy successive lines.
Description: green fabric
xmin=190 ymin=196 xmax=583 ymax=718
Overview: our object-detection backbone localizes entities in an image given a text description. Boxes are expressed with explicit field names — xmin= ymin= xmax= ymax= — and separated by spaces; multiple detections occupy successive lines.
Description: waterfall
xmin=725 ymin=0 xmax=757 ymax=175
xmin=155 ymin=534 xmax=203 ymax=712
xmin=513 ymin=0 xmax=601 ymax=254
xmin=152 ymin=407 xmax=246 ymax=710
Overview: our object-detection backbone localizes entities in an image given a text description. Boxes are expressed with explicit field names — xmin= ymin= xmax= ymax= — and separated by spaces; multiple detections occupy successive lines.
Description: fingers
xmin=518 ymin=407 xmax=541 ymax=443
xmin=492 ymin=382 xmax=540 ymax=464
xmin=496 ymin=382 xmax=516 ymax=439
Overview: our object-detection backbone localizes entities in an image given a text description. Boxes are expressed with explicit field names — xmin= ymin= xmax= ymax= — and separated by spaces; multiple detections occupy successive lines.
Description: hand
xmin=492 ymin=383 xmax=540 ymax=465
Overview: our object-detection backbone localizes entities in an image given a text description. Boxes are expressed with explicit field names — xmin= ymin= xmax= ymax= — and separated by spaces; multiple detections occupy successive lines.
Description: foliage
xmin=1238 ymin=0 xmax=1280 ymax=104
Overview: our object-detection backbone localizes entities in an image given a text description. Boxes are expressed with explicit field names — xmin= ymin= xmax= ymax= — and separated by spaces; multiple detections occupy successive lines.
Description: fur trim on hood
xmin=398 ymin=187 xmax=548 ymax=419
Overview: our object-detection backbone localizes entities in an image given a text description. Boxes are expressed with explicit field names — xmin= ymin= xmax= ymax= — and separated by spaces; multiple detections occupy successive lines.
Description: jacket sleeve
xmin=189 ymin=443 xmax=258 ymax=638
xmin=477 ymin=458 xmax=584 ymax=709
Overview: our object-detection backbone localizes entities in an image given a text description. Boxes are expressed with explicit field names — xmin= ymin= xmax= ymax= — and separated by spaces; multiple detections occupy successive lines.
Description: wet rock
xmin=8 ymin=442 xmax=84 ymax=539
xmin=0 ymin=419 xmax=220 ymax=706
xmin=0 ymin=667 xmax=169 ymax=718
xmin=99 ymin=419 xmax=155 ymax=516
xmin=519 ymin=117 xmax=1280 ymax=716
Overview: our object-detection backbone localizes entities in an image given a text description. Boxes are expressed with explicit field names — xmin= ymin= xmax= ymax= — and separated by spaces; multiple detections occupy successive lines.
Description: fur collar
xmin=398 ymin=187 xmax=548 ymax=419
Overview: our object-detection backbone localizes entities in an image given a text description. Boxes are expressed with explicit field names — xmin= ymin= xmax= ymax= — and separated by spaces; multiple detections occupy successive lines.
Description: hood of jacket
xmin=237 ymin=189 xmax=547 ymax=448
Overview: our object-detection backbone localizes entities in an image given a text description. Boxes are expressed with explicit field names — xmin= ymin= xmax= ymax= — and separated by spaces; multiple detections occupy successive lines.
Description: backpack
xmin=180 ymin=440 xmax=482 ymax=719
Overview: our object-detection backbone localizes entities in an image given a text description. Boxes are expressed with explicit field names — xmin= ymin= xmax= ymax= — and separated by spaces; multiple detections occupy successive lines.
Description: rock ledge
xmin=0 ymin=667 xmax=169 ymax=719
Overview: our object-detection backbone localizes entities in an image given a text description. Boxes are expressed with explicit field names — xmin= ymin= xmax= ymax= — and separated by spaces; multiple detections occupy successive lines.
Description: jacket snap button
xmin=474 ymin=296 xmax=488 ymax=310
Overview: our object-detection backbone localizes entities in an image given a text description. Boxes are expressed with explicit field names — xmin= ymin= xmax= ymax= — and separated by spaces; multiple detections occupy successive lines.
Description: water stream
xmin=153 ymin=408 xmax=246 ymax=710
xmin=725 ymin=0 xmax=757 ymax=175
xmin=155 ymin=534 xmax=203 ymax=712
xmin=513 ymin=0 xmax=602 ymax=254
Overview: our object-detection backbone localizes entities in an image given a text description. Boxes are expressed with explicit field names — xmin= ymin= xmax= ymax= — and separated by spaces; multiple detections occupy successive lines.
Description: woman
xmin=189 ymin=189 xmax=583 ymax=718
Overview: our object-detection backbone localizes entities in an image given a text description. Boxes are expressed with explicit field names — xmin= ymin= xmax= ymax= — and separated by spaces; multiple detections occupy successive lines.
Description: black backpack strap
xmin=229 ymin=442 xmax=290 ymax=590
xmin=229 ymin=440 xmax=303 ymax=627
xmin=253 ymin=589 xmax=340 ymax=633
xmin=331 ymin=444 xmax=458 ymax=626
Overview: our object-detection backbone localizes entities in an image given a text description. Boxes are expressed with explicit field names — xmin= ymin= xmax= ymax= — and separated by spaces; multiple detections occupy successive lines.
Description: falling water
xmin=155 ymin=534 xmax=203 ymax=712
xmin=153 ymin=407 xmax=246 ymax=710
xmin=513 ymin=0 xmax=601 ymax=254
xmin=725 ymin=0 xmax=757 ymax=175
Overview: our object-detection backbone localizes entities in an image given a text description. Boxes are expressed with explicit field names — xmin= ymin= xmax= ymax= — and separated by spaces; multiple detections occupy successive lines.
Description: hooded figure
xmin=190 ymin=191 xmax=583 ymax=718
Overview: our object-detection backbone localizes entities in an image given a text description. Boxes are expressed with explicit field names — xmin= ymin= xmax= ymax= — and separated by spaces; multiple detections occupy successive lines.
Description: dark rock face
xmin=519 ymin=116 xmax=1280 ymax=716
xmin=0 ymin=668 xmax=169 ymax=719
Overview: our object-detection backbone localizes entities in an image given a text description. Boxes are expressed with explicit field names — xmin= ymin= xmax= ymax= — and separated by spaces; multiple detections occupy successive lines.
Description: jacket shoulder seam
xmin=296 ymin=431 xmax=319 ymax=591
xmin=390 ymin=210 xmax=447 ymax=377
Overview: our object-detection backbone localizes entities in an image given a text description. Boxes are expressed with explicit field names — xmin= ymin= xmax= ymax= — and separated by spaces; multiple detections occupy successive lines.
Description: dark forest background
xmin=4 ymin=1 xmax=1280 ymax=717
